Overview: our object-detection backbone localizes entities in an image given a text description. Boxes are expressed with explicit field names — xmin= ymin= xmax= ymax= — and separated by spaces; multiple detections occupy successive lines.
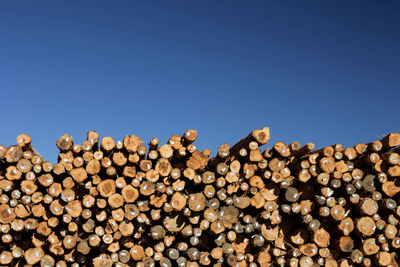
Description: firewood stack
xmin=0 ymin=128 xmax=399 ymax=267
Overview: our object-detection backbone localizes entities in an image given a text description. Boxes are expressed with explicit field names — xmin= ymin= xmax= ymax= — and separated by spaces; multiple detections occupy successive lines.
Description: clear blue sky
xmin=1 ymin=1 xmax=399 ymax=161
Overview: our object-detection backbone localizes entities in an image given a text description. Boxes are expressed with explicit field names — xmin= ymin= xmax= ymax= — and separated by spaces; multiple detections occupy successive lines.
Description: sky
xmin=0 ymin=1 xmax=399 ymax=162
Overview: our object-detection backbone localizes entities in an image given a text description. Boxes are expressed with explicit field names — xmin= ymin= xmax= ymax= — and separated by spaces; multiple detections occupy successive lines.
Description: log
xmin=230 ymin=127 xmax=270 ymax=156
xmin=381 ymin=133 xmax=400 ymax=149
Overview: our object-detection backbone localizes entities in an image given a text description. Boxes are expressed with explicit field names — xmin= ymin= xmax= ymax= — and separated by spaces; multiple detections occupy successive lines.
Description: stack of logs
xmin=0 ymin=127 xmax=399 ymax=267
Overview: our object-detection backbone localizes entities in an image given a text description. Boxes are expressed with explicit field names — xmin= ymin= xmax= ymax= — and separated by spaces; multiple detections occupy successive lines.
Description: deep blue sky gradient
xmin=1 ymin=1 xmax=399 ymax=161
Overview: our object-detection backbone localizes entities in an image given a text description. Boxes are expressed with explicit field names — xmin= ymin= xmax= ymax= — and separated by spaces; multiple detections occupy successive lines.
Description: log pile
xmin=0 ymin=128 xmax=399 ymax=266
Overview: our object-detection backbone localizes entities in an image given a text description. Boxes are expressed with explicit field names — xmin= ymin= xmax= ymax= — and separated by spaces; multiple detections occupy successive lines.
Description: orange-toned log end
xmin=159 ymin=144 xmax=174 ymax=159
xmin=252 ymin=126 xmax=270 ymax=145
xmin=369 ymin=140 xmax=383 ymax=152
xmin=217 ymin=143 xmax=230 ymax=158
xmin=123 ymin=134 xmax=143 ymax=153
xmin=382 ymin=133 xmax=400 ymax=148
xmin=77 ymin=241 xmax=91 ymax=255
xmin=70 ymin=167 xmax=88 ymax=183
xmin=119 ymin=221 xmax=134 ymax=237
xmin=344 ymin=147 xmax=357 ymax=160
xmin=257 ymin=250 xmax=272 ymax=266
xmin=184 ymin=129 xmax=198 ymax=144
xmin=112 ymin=152 xmax=127 ymax=167
xmin=289 ymin=141 xmax=301 ymax=152
xmin=355 ymin=143 xmax=368 ymax=154
xmin=16 ymin=133 xmax=32 ymax=147
xmin=24 ymin=247 xmax=45 ymax=265
xmin=202 ymin=148 xmax=212 ymax=157
xmin=382 ymin=181 xmax=400 ymax=197
xmin=5 ymin=145 xmax=23 ymax=163
xmin=319 ymin=157 xmax=335 ymax=173
xmin=298 ymin=169 xmax=311 ymax=183
xmin=273 ymin=141 xmax=291 ymax=157
xmin=338 ymin=236 xmax=354 ymax=252
xmin=101 ymin=136 xmax=115 ymax=152
xmin=155 ymin=158 xmax=172 ymax=177
xmin=362 ymin=238 xmax=380 ymax=256
xmin=130 ymin=245 xmax=145 ymax=261
xmin=123 ymin=165 xmax=136 ymax=178
xmin=188 ymin=193 xmax=207 ymax=212
xmin=169 ymin=135 xmax=183 ymax=150
xmin=97 ymin=179 xmax=116 ymax=198
xmin=108 ymin=193 xmax=124 ymax=208
xmin=377 ymin=251 xmax=392 ymax=266
xmin=53 ymin=163 xmax=65 ymax=175
xmin=338 ymin=218 xmax=354 ymax=236
xmin=86 ymin=159 xmax=101 ymax=175
xmin=139 ymin=181 xmax=155 ymax=196
xmin=186 ymin=151 xmax=209 ymax=170
xmin=313 ymin=228 xmax=330 ymax=247
xmin=128 ymin=153 xmax=140 ymax=163
xmin=93 ymin=254 xmax=113 ymax=267
xmin=171 ymin=192 xmax=187 ymax=211
xmin=16 ymin=158 xmax=32 ymax=173
xmin=384 ymin=152 xmax=400 ymax=165
xmin=299 ymin=243 xmax=318 ymax=257
xmin=360 ymin=198 xmax=379 ymax=216
xmin=87 ymin=131 xmax=100 ymax=145
xmin=121 ymin=185 xmax=139 ymax=203
xmin=356 ymin=217 xmax=376 ymax=236
xmin=66 ymin=200 xmax=82 ymax=218
xmin=295 ymin=142 xmax=315 ymax=157
xmin=249 ymin=149 xmax=263 ymax=162
xmin=56 ymin=134 xmax=73 ymax=151
xmin=387 ymin=165 xmax=400 ymax=177
xmin=0 ymin=204 xmax=16 ymax=223
xmin=262 ymin=225 xmax=279 ymax=241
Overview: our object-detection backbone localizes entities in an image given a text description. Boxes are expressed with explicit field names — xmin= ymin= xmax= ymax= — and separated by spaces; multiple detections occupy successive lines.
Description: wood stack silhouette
xmin=0 ymin=128 xmax=399 ymax=267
